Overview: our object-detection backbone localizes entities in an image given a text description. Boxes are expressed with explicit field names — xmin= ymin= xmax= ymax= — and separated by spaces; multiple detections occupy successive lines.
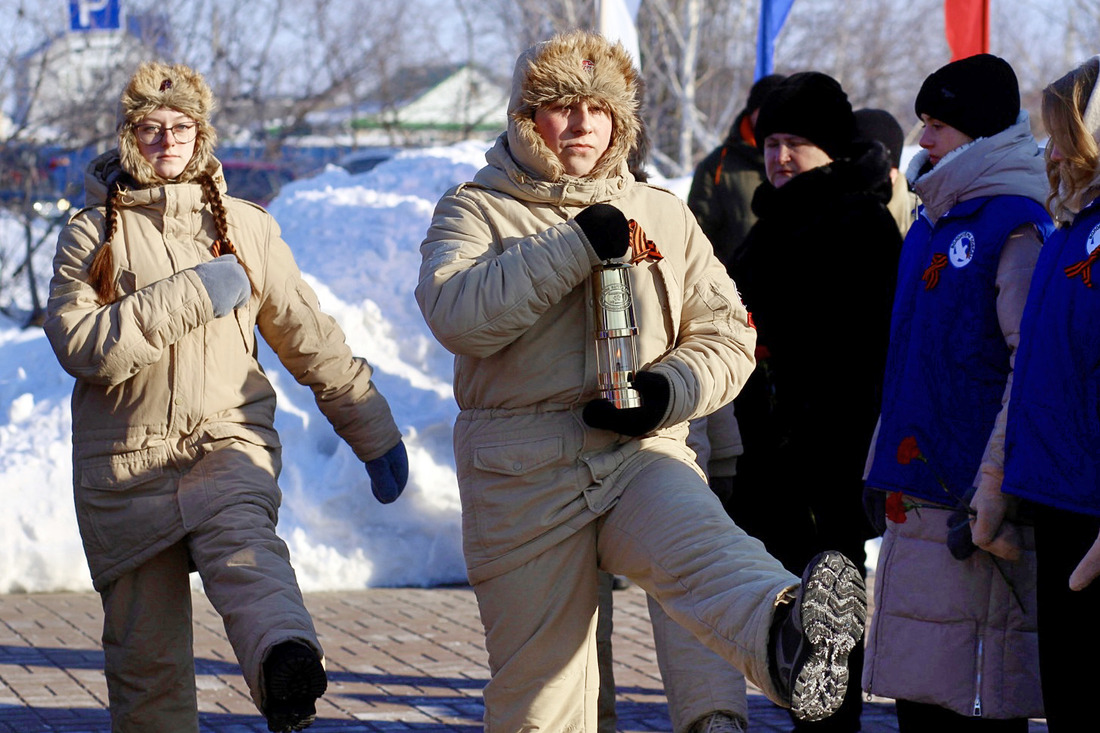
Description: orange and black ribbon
xmin=1065 ymin=248 xmax=1100 ymax=288
xmin=922 ymin=252 xmax=949 ymax=290
xmin=628 ymin=220 xmax=663 ymax=263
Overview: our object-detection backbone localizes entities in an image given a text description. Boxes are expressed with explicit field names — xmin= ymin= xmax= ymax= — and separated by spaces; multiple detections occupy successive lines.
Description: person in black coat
xmin=728 ymin=71 xmax=902 ymax=733
xmin=688 ymin=73 xmax=785 ymax=272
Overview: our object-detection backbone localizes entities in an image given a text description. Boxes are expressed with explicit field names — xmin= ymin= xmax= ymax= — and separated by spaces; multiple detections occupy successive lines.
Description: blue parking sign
xmin=69 ymin=0 xmax=120 ymax=32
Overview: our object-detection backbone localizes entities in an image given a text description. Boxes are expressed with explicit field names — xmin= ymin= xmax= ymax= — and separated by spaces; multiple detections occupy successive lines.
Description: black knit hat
xmin=914 ymin=54 xmax=1020 ymax=140
xmin=753 ymin=71 xmax=855 ymax=160
xmin=745 ymin=74 xmax=786 ymax=115
xmin=855 ymin=108 xmax=904 ymax=169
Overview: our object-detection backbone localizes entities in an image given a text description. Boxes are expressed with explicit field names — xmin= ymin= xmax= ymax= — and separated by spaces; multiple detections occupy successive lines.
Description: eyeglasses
xmin=133 ymin=122 xmax=198 ymax=145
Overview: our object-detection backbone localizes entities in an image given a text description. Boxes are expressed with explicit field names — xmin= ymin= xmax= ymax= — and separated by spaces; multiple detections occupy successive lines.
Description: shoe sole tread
xmin=264 ymin=650 xmax=327 ymax=732
xmin=790 ymin=551 xmax=867 ymax=722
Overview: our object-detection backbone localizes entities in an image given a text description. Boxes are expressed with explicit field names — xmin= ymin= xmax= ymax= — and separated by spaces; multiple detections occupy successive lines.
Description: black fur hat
xmin=753 ymin=72 xmax=856 ymax=160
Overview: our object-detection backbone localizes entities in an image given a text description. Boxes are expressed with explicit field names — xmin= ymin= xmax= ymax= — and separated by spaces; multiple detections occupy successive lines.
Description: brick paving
xmin=0 ymin=585 xmax=1047 ymax=732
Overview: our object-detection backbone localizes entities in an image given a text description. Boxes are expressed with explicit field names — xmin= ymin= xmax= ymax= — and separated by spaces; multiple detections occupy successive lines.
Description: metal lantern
xmin=592 ymin=261 xmax=642 ymax=409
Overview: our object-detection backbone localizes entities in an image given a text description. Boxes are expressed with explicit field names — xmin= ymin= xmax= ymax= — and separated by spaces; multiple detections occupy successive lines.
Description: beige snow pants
xmin=597 ymin=573 xmax=750 ymax=733
xmin=466 ymin=425 xmax=797 ymax=732
xmin=97 ymin=443 xmax=321 ymax=732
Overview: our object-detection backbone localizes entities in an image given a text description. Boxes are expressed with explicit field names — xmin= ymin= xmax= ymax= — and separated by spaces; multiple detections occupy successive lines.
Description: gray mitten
xmin=194 ymin=254 xmax=250 ymax=318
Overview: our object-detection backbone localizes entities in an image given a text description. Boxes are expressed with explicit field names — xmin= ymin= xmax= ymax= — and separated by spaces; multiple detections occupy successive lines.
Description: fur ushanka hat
xmin=117 ymin=61 xmax=219 ymax=186
xmin=507 ymin=30 xmax=642 ymax=182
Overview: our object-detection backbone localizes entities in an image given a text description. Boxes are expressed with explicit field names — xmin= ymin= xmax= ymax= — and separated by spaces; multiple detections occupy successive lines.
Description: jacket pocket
xmin=459 ymin=424 xmax=582 ymax=571
xmin=116 ymin=268 xmax=138 ymax=295
xmin=78 ymin=445 xmax=169 ymax=491
xmin=644 ymin=258 xmax=678 ymax=349
xmin=74 ymin=445 xmax=177 ymax=568
xmin=474 ymin=435 xmax=563 ymax=476
xmin=694 ymin=274 xmax=736 ymax=339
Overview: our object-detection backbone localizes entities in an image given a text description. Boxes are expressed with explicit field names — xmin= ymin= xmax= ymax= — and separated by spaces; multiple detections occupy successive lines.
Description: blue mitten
xmin=194 ymin=254 xmax=250 ymax=318
xmin=582 ymin=371 xmax=671 ymax=437
xmin=365 ymin=440 xmax=409 ymax=504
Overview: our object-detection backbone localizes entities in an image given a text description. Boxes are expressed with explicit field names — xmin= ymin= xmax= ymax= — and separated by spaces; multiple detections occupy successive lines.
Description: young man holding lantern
xmin=414 ymin=30 xmax=866 ymax=732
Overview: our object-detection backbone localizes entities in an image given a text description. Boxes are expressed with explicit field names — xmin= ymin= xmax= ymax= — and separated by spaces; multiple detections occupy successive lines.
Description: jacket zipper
xmin=972 ymin=635 xmax=983 ymax=716
xmin=864 ymin=532 xmax=897 ymax=700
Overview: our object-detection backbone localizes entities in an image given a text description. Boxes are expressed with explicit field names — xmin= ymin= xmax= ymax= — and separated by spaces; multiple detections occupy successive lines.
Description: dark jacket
xmin=729 ymin=141 xmax=901 ymax=566
xmin=687 ymin=111 xmax=766 ymax=272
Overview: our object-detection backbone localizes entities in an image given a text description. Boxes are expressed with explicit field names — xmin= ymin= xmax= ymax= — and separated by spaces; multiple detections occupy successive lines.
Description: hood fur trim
xmin=118 ymin=62 xmax=219 ymax=187
xmin=507 ymin=30 xmax=640 ymax=182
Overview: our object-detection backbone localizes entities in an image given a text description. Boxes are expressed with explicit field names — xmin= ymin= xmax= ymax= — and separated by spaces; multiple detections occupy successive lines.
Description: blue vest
xmin=1003 ymin=200 xmax=1100 ymax=517
xmin=867 ymin=195 xmax=1052 ymax=504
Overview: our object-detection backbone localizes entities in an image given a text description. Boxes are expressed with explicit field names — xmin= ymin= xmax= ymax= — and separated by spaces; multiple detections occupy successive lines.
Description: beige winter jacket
xmin=416 ymin=135 xmax=756 ymax=582
xmin=45 ymin=152 xmax=400 ymax=590
xmin=418 ymin=138 xmax=753 ymax=417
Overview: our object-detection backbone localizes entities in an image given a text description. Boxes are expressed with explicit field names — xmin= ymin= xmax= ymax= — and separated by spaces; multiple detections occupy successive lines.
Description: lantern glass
xmin=592 ymin=262 xmax=642 ymax=409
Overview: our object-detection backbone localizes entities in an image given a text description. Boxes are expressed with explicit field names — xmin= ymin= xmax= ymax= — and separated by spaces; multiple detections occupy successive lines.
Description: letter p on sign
xmin=69 ymin=0 xmax=120 ymax=32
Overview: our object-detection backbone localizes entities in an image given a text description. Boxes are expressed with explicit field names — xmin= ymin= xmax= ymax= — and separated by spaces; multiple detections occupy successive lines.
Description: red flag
xmin=944 ymin=0 xmax=989 ymax=61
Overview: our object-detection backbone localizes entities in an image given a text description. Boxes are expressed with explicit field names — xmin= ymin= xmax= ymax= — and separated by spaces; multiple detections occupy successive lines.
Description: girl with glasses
xmin=42 ymin=61 xmax=408 ymax=733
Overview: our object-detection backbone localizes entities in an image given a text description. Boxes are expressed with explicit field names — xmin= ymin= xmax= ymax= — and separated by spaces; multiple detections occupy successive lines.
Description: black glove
xmin=582 ymin=370 xmax=671 ymax=436
xmin=862 ymin=485 xmax=887 ymax=537
xmin=575 ymin=203 xmax=630 ymax=261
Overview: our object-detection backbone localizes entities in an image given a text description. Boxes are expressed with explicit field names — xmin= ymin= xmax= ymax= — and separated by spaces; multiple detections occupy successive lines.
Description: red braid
xmin=200 ymin=173 xmax=257 ymax=296
xmin=87 ymin=186 xmax=120 ymax=304
xmin=88 ymin=174 xmax=258 ymax=305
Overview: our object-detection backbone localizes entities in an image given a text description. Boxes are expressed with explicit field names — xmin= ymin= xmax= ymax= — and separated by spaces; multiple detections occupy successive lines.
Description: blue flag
xmin=755 ymin=0 xmax=796 ymax=80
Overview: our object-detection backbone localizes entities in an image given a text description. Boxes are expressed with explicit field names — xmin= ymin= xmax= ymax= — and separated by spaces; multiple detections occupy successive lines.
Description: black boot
xmin=768 ymin=551 xmax=867 ymax=722
xmin=261 ymin=640 xmax=327 ymax=732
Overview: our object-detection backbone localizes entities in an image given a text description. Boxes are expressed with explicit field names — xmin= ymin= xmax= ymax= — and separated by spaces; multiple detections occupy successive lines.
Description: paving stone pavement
xmin=0 ymin=584 xmax=1047 ymax=732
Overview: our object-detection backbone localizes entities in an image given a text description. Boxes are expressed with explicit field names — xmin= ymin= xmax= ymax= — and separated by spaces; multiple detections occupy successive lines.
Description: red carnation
xmin=897 ymin=436 xmax=921 ymax=465
xmin=885 ymin=491 xmax=909 ymax=524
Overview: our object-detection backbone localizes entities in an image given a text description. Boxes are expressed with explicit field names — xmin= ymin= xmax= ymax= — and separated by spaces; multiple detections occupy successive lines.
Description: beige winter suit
xmin=415 ymin=34 xmax=798 ymax=731
xmin=45 ymin=152 xmax=400 ymax=730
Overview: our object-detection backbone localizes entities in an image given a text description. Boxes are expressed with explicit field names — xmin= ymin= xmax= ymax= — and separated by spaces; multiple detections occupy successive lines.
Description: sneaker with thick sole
xmin=689 ymin=712 xmax=748 ymax=733
xmin=261 ymin=640 xmax=328 ymax=732
xmin=769 ymin=550 xmax=866 ymax=722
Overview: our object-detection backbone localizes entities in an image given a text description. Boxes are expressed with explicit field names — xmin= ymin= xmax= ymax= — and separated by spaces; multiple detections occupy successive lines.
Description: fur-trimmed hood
xmin=117 ymin=62 xmax=219 ymax=187
xmin=81 ymin=149 xmax=228 ymax=210
xmin=506 ymin=30 xmax=641 ymax=182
